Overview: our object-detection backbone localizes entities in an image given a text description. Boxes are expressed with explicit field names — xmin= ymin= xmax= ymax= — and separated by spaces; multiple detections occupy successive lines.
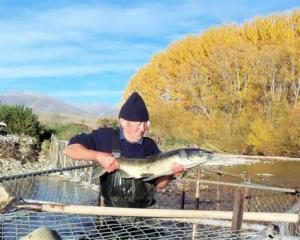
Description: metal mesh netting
xmin=157 ymin=179 xmax=298 ymax=212
xmin=279 ymin=198 xmax=300 ymax=237
xmin=1 ymin=211 xmax=266 ymax=240
xmin=0 ymin=165 xmax=299 ymax=239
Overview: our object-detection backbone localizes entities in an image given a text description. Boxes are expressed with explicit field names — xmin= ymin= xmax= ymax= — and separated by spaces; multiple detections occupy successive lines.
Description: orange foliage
xmin=124 ymin=10 xmax=300 ymax=156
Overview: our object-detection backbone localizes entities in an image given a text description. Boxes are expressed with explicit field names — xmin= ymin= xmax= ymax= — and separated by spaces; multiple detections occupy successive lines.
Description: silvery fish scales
xmin=92 ymin=148 xmax=213 ymax=181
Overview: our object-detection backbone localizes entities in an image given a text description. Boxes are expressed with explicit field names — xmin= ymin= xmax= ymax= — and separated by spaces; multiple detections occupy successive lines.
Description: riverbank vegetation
xmin=125 ymin=10 xmax=300 ymax=156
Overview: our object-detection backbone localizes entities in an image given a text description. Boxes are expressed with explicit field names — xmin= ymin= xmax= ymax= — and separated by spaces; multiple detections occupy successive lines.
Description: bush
xmin=48 ymin=122 xmax=90 ymax=140
xmin=96 ymin=117 xmax=119 ymax=128
xmin=0 ymin=105 xmax=45 ymax=138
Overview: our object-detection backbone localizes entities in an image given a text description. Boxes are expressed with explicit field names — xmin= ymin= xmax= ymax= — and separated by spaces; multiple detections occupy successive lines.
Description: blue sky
xmin=0 ymin=1 xmax=299 ymax=106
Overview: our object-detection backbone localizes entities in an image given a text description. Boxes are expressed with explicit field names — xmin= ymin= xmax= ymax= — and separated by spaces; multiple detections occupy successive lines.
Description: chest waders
xmin=99 ymin=129 xmax=156 ymax=208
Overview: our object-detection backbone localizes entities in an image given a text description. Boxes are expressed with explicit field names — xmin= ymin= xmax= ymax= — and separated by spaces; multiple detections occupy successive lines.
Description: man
xmin=63 ymin=92 xmax=185 ymax=208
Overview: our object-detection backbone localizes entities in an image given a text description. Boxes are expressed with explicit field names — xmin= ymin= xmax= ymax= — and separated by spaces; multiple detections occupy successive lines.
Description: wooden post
xmin=181 ymin=188 xmax=186 ymax=210
xmin=216 ymin=173 xmax=221 ymax=210
xmin=231 ymin=188 xmax=245 ymax=230
xmin=243 ymin=173 xmax=250 ymax=212
xmin=195 ymin=169 xmax=200 ymax=210
xmin=193 ymin=169 xmax=200 ymax=240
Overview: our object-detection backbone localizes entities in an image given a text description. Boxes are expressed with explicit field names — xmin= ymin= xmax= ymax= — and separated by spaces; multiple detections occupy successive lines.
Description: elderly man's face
xmin=120 ymin=118 xmax=148 ymax=143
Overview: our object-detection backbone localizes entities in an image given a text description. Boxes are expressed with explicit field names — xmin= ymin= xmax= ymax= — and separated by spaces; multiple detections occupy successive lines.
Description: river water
xmin=219 ymin=160 xmax=300 ymax=189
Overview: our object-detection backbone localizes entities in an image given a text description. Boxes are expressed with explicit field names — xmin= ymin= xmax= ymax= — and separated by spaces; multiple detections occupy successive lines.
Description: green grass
xmin=48 ymin=122 xmax=90 ymax=140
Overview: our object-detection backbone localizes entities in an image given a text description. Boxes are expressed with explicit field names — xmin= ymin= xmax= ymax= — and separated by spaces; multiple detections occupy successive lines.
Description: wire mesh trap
xmin=0 ymin=164 xmax=299 ymax=239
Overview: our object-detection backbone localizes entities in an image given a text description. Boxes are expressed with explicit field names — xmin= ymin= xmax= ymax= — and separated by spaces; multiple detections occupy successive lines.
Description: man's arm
xmin=63 ymin=144 xmax=119 ymax=173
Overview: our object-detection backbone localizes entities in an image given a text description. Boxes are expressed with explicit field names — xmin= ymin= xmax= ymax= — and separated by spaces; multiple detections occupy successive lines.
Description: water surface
xmin=219 ymin=160 xmax=300 ymax=189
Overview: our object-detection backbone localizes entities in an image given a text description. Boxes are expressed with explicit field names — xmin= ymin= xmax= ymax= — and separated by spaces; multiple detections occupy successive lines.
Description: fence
xmin=1 ymin=165 xmax=299 ymax=239
xmin=49 ymin=134 xmax=94 ymax=184
xmin=0 ymin=135 xmax=298 ymax=239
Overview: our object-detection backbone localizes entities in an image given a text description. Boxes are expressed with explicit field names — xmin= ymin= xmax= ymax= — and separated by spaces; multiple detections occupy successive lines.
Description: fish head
xmin=177 ymin=148 xmax=213 ymax=168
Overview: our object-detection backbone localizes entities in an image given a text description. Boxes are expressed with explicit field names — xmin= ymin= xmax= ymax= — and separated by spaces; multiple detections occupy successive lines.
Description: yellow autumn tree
xmin=124 ymin=10 xmax=300 ymax=156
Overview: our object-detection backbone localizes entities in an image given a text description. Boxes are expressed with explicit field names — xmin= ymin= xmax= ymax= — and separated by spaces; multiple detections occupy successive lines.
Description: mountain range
xmin=0 ymin=91 xmax=119 ymax=117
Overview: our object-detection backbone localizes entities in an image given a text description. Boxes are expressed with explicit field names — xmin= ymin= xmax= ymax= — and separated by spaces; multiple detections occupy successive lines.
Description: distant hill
xmin=37 ymin=111 xmax=100 ymax=129
xmin=78 ymin=103 xmax=119 ymax=117
xmin=0 ymin=91 xmax=118 ymax=117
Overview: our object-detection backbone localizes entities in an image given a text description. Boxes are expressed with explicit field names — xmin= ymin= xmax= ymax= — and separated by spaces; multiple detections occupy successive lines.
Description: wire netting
xmin=0 ymin=165 xmax=299 ymax=239
xmin=1 ymin=211 xmax=267 ymax=240
xmin=157 ymin=179 xmax=298 ymax=213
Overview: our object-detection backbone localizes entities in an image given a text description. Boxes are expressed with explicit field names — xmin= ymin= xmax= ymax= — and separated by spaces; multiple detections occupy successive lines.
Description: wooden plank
xmin=17 ymin=203 xmax=300 ymax=223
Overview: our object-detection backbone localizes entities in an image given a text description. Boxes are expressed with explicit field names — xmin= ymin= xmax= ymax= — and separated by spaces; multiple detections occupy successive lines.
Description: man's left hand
xmin=171 ymin=163 xmax=186 ymax=177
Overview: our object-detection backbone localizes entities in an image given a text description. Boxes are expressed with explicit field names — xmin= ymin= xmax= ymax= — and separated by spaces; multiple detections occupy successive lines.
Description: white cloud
xmin=0 ymin=2 xmax=168 ymax=78
xmin=51 ymin=90 xmax=123 ymax=97
xmin=0 ymin=1 xmax=298 ymax=104
xmin=0 ymin=64 xmax=137 ymax=79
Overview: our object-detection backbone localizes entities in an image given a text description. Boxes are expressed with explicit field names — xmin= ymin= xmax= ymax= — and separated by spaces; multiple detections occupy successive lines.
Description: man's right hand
xmin=95 ymin=153 xmax=119 ymax=173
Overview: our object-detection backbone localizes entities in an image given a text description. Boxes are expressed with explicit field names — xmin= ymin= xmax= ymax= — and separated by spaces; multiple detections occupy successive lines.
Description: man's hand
xmin=156 ymin=163 xmax=186 ymax=190
xmin=95 ymin=153 xmax=119 ymax=173
xmin=172 ymin=163 xmax=186 ymax=176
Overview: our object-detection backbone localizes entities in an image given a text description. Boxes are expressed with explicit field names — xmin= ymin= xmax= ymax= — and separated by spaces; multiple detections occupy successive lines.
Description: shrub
xmin=0 ymin=105 xmax=45 ymax=138
xmin=96 ymin=117 xmax=119 ymax=128
xmin=48 ymin=122 xmax=90 ymax=140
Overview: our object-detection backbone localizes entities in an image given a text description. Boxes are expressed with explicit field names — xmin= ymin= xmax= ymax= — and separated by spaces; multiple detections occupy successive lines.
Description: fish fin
xmin=92 ymin=167 xmax=133 ymax=179
xmin=142 ymin=171 xmax=173 ymax=181
xmin=91 ymin=166 xmax=106 ymax=180
xmin=119 ymin=171 xmax=132 ymax=178
xmin=143 ymin=176 xmax=157 ymax=181
xmin=140 ymin=173 xmax=154 ymax=179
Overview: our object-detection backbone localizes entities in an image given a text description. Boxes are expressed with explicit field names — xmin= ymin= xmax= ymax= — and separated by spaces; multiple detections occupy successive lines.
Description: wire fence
xmin=0 ymin=135 xmax=299 ymax=239
xmin=0 ymin=163 xmax=299 ymax=239
xmin=1 ymin=211 xmax=265 ymax=240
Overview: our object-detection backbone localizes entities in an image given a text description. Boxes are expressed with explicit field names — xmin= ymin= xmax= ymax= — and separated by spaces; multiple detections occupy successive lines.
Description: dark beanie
xmin=119 ymin=92 xmax=149 ymax=121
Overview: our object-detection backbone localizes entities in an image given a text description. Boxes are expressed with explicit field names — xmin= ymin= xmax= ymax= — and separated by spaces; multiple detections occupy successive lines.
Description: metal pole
xmin=184 ymin=179 xmax=296 ymax=193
